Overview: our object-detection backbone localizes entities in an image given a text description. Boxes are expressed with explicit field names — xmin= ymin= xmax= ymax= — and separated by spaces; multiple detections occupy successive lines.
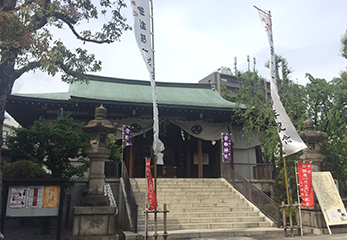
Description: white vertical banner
xmin=257 ymin=8 xmax=307 ymax=157
xmin=132 ymin=0 xmax=153 ymax=74
xmin=132 ymin=0 xmax=164 ymax=163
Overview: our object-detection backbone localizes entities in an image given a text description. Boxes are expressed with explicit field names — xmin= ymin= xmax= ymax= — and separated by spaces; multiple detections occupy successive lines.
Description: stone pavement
xmin=190 ymin=233 xmax=347 ymax=240
xmin=2 ymin=218 xmax=70 ymax=240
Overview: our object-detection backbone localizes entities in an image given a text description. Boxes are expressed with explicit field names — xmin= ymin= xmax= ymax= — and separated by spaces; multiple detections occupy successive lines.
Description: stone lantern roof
xmin=299 ymin=119 xmax=327 ymax=144
xmin=299 ymin=119 xmax=328 ymax=171
xmin=81 ymin=104 xmax=116 ymax=134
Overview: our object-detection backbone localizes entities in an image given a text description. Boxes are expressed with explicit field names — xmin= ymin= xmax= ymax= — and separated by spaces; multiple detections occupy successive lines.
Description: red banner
xmin=297 ymin=162 xmax=314 ymax=207
xmin=146 ymin=158 xmax=158 ymax=211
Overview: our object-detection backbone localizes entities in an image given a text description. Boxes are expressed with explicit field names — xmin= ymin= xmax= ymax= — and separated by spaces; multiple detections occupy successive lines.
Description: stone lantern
xmin=80 ymin=104 xmax=117 ymax=206
xmin=299 ymin=119 xmax=327 ymax=172
xmin=299 ymin=120 xmax=329 ymax=232
xmin=70 ymin=105 xmax=118 ymax=240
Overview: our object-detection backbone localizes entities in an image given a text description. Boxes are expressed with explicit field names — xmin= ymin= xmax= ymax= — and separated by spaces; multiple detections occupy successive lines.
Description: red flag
xmin=146 ymin=158 xmax=158 ymax=210
xmin=297 ymin=162 xmax=314 ymax=207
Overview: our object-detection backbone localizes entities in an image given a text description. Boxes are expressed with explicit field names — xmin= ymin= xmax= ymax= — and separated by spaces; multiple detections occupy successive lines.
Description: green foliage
xmin=220 ymin=84 xmax=233 ymax=101
xmin=233 ymin=70 xmax=280 ymax=162
xmin=108 ymin=134 xmax=123 ymax=163
xmin=280 ymin=205 xmax=298 ymax=226
xmin=262 ymin=203 xmax=278 ymax=222
xmin=7 ymin=116 xmax=90 ymax=179
xmin=0 ymin=0 xmax=131 ymax=83
xmin=305 ymin=71 xmax=347 ymax=196
xmin=341 ymin=30 xmax=347 ymax=60
xmin=220 ymin=56 xmax=307 ymax=164
xmin=3 ymin=160 xmax=49 ymax=178
xmin=265 ymin=55 xmax=292 ymax=85
xmin=273 ymin=165 xmax=297 ymax=203
xmin=221 ymin=56 xmax=307 ymax=204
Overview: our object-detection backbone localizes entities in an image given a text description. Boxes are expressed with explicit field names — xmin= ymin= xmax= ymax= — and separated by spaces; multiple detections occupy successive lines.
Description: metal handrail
xmin=121 ymin=161 xmax=138 ymax=233
xmin=221 ymin=163 xmax=280 ymax=227
xmin=230 ymin=162 xmax=278 ymax=180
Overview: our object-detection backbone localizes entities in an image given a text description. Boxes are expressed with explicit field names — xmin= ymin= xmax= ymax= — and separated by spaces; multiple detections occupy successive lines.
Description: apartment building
xmin=199 ymin=66 xmax=270 ymax=101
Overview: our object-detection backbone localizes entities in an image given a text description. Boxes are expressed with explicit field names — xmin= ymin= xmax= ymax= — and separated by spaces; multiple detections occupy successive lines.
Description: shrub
xmin=4 ymin=160 xmax=49 ymax=178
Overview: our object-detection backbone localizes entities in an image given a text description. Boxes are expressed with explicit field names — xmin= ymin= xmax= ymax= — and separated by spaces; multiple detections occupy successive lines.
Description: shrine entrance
xmin=124 ymin=123 xmax=221 ymax=178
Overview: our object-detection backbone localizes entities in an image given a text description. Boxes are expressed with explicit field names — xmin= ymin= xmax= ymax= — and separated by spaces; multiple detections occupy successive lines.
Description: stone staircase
xmin=124 ymin=178 xmax=284 ymax=240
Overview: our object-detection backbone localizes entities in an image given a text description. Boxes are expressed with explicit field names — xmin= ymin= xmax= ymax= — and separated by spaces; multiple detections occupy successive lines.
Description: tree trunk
xmin=0 ymin=91 xmax=7 ymax=236
xmin=0 ymin=69 xmax=16 ymax=235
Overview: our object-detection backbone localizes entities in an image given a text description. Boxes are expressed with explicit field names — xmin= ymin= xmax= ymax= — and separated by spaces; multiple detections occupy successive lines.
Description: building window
xmin=230 ymin=88 xmax=237 ymax=93
xmin=2 ymin=130 xmax=8 ymax=145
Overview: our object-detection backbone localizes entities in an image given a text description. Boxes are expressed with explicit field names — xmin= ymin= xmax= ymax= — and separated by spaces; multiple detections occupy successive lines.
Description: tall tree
xmin=0 ymin=0 xmax=130 ymax=229
xmin=273 ymin=55 xmax=306 ymax=131
xmin=232 ymin=70 xmax=279 ymax=162
xmin=220 ymin=56 xmax=306 ymax=203
xmin=223 ymin=56 xmax=306 ymax=164
xmin=305 ymin=72 xmax=347 ymax=195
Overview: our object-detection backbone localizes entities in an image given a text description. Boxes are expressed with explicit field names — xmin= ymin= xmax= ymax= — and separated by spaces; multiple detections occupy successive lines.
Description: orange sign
xmin=43 ymin=186 xmax=60 ymax=208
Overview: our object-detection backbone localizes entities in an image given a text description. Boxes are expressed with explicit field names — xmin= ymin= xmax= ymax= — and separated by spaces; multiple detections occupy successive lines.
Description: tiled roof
xmin=11 ymin=75 xmax=238 ymax=110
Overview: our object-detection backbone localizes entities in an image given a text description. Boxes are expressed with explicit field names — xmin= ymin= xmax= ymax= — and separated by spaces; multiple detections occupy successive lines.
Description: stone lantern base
xmin=301 ymin=207 xmax=347 ymax=235
xmin=69 ymin=206 xmax=118 ymax=240
xmin=301 ymin=207 xmax=326 ymax=229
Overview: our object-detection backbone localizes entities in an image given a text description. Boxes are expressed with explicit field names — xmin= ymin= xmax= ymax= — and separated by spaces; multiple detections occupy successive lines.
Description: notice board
xmin=6 ymin=185 xmax=61 ymax=217
xmin=2 ymin=179 xmax=68 ymax=240
xmin=312 ymin=172 xmax=347 ymax=226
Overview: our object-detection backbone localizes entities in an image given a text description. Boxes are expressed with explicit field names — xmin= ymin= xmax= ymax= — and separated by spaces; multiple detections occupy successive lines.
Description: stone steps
xmin=137 ymin=221 xmax=272 ymax=231
xmin=125 ymin=178 xmax=280 ymax=239
xmin=124 ymin=227 xmax=285 ymax=240
xmin=138 ymin=216 xmax=265 ymax=225
xmin=138 ymin=211 xmax=260 ymax=219
xmin=139 ymin=207 xmax=254 ymax=214
xmin=135 ymin=194 xmax=242 ymax=201
xmin=140 ymin=202 xmax=248 ymax=209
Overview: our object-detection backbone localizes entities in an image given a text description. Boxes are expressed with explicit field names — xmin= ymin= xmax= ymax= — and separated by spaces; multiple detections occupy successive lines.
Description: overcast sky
xmin=12 ymin=0 xmax=347 ymax=94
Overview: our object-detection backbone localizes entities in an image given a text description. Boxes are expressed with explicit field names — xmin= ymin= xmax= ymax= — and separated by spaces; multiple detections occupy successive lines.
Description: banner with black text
xmin=132 ymin=0 xmax=164 ymax=161
xmin=257 ymin=9 xmax=307 ymax=156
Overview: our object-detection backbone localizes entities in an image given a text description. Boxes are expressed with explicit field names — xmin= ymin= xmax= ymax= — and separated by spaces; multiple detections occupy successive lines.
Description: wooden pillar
xmin=230 ymin=141 xmax=234 ymax=169
xmin=186 ymin=146 xmax=191 ymax=178
xmin=198 ymin=139 xmax=203 ymax=178
xmin=215 ymin=141 xmax=220 ymax=178
xmin=129 ymin=138 xmax=135 ymax=178
xmin=125 ymin=147 xmax=130 ymax=172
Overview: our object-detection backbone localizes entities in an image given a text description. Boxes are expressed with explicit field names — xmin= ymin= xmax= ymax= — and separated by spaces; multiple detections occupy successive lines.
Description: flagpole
xmin=256 ymin=5 xmax=307 ymax=233
xmin=145 ymin=158 xmax=149 ymax=240
xmin=282 ymin=152 xmax=293 ymax=230
xmin=253 ymin=5 xmax=271 ymax=16
xmin=132 ymin=2 xmax=162 ymax=237
xmin=283 ymin=157 xmax=290 ymax=205
xmin=295 ymin=161 xmax=303 ymax=237
xmin=149 ymin=0 xmax=156 ymax=193
xmin=149 ymin=1 xmax=158 ymax=239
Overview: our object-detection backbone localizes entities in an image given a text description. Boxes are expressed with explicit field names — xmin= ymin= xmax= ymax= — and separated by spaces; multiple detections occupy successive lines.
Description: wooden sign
xmin=312 ymin=172 xmax=347 ymax=233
